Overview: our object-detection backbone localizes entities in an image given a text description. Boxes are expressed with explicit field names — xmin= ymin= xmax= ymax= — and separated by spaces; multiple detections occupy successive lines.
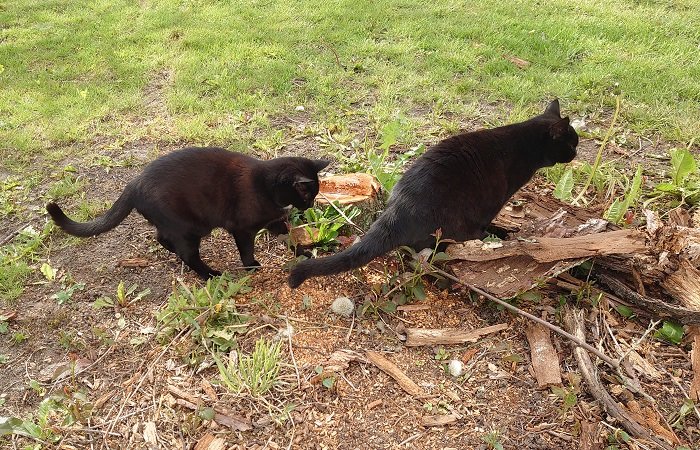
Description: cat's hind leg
xmin=170 ymin=233 xmax=221 ymax=279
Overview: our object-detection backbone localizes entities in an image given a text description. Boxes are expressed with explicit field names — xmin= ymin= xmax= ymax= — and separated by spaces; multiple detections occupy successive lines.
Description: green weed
xmin=0 ymin=224 xmax=52 ymax=303
xmin=156 ymin=274 xmax=251 ymax=352
xmin=289 ymin=202 xmax=361 ymax=252
xmin=93 ymin=281 xmax=150 ymax=309
xmin=214 ymin=337 xmax=282 ymax=396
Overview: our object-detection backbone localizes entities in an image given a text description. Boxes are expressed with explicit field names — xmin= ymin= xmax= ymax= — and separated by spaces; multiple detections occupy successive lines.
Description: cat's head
xmin=273 ymin=158 xmax=330 ymax=209
xmin=538 ymin=99 xmax=579 ymax=166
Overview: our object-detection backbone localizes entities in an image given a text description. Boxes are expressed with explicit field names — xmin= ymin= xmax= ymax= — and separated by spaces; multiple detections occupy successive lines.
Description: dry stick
xmin=432 ymin=267 xmax=620 ymax=369
xmin=572 ymin=95 xmax=621 ymax=206
xmin=564 ymin=307 xmax=674 ymax=450
xmin=316 ymin=192 xmax=366 ymax=235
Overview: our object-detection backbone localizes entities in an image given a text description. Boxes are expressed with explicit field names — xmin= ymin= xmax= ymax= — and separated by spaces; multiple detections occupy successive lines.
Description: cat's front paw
xmin=243 ymin=260 xmax=261 ymax=271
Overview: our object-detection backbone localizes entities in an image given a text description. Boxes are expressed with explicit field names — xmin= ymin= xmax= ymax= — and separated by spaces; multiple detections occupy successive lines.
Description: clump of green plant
xmin=156 ymin=274 xmax=251 ymax=352
xmin=289 ymin=202 xmax=360 ymax=252
xmin=93 ymin=281 xmax=150 ymax=309
xmin=603 ymin=165 xmax=643 ymax=225
xmin=214 ymin=337 xmax=282 ymax=396
xmin=0 ymin=389 xmax=92 ymax=444
xmin=331 ymin=119 xmax=425 ymax=195
xmin=367 ymin=120 xmax=426 ymax=193
xmin=0 ymin=224 xmax=52 ymax=303
xmin=482 ymin=430 xmax=504 ymax=450
xmin=651 ymin=145 xmax=700 ymax=206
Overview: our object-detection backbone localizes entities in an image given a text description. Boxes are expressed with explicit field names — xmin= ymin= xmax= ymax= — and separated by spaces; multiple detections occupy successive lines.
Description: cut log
xmin=524 ymin=324 xmax=562 ymax=388
xmin=404 ymin=323 xmax=508 ymax=347
xmin=317 ymin=172 xmax=383 ymax=230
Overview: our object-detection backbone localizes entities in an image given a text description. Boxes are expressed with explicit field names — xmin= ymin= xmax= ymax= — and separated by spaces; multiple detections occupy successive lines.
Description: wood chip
xmin=365 ymin=351 xmax=425 ymax=397
xmin=524 ymin=324 xmax=562 ymax=387
xmin=142 ymin=421 xmax=158 ymax=447
xmin=662 ymin=259 xmax=700 ymax=311
xmin=397 ymin=304 xmax=431 ymax=312
xmin=404 ymin=323 xmax=508 ymax=347
xmin=366 ymin=399 xmax=382 ymax=410
xmin=421 ymin=413 xmax=460 ymax=427
xmin=502 ymin=54 xmax=531 ymax=69
xmin=118 ymin=257 xmax=150 ymax=268
xmin=194 ymin=433 xmax=226 ymax=450
xmin=201 ymin=378 xmax=218 ymax=402
xmin=175 ymin=398 xmax=252 ymax=431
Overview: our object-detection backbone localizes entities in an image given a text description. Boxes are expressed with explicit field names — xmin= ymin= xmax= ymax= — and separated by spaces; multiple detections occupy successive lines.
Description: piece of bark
xmin=690 ymin=326 xmax=700 ymax=401
xmin=404 ymin=323 xmax=508 ymax=347
xmin=579 ymin=421 xmax=603 ymax=450
xmin=626 ymin=400 xmax=680 ymax=445
xmin=168 ymin=385 xmax=252 ymax=431
xmin=365 ymin=351 xmax=425 ymax=397
xmin=661 ymin=259 xmax=700 ymax=311
xmin=524 ymin=324 xmax=562 ymax=387
xmin=421 ymin=413 xmax=460 ymax=427
xmin=194 ymin=433 xmax=226 ymax=450
xmin=447 ymin=229 xmax=646 ymax=264
xmin=596 ymin=273 xmax=700 ymax=325
xmin=562 ymin=307 xmax=674 ymax=450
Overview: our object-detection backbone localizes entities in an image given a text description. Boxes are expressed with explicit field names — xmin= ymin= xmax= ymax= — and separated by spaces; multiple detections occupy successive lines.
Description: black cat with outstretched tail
xmin=288 ymin=100 xmax=578 ymax=288
xmin=47 ymin=147 xmax=328 ymax=279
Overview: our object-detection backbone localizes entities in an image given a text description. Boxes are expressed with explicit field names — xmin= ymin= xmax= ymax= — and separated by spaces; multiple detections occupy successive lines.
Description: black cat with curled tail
xmin=288 ymin=100 xmax=578 ymax=288
xmin=47 ymin=147 xmax=329 ymax=279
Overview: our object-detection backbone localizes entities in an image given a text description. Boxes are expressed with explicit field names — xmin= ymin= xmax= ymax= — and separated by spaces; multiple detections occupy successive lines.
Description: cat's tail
xmin=46 ymin=185 xmax=136 ymax=237
xmin=288 ymin=216 xmax=398 ymax=288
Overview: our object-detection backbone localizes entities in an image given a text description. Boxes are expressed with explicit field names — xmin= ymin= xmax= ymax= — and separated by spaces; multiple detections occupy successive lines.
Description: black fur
xmin=288 ymin=100 xmax=578 ymax=288
xmin=47 ymin=147 xmax=329 ymax=279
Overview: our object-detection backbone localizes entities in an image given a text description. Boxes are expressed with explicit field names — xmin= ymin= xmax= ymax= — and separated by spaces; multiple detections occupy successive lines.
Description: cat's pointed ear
xmin=549 ymin=117 xmax=570 ymax=139
xmin=544 ymin=99 xmax=561 ymax=117
xmin=313 ymin=159 xmax=330 ymax=172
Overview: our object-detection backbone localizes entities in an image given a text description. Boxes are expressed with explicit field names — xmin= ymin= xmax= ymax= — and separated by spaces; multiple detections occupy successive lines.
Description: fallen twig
xmin=365 ymin=350 xmax=426 ymax=397
xmin=563 ymin=306 xmax=675 ymax=450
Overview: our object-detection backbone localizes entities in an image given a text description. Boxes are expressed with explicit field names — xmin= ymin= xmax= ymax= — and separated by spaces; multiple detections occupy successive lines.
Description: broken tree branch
xmin=433 ymin=267 xmax=619 ymax=369
xmin=597 ymin=273 xmax=700 ymax=325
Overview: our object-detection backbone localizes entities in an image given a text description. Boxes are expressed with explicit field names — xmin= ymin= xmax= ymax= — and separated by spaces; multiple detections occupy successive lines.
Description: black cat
xmin=288 ymin=99 xmax=578 ymax=288
xmin=47 ymin=147 xmax=329 ymax=279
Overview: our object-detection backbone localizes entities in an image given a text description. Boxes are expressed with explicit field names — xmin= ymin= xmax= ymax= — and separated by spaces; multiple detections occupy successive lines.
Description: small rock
xmin=295 ymin=105 xmax=305 ymax=111
xmin=448 ymin=359 xmax=464 ymax=377
xmin=330 ymin=296 xmax=355 ymax=318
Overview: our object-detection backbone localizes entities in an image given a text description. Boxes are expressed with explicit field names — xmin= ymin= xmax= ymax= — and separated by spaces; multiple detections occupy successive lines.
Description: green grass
xmin=1 ymin=0 xmax=699 ymax=172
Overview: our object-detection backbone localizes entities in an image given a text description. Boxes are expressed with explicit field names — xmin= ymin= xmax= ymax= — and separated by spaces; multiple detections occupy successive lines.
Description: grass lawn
xmin=2 ymin=0 xmax=699 ymax=173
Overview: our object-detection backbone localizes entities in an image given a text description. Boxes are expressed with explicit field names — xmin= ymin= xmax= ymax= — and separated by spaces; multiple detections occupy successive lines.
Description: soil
xmin=1 ymin=131 xmax=698 ymax=449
